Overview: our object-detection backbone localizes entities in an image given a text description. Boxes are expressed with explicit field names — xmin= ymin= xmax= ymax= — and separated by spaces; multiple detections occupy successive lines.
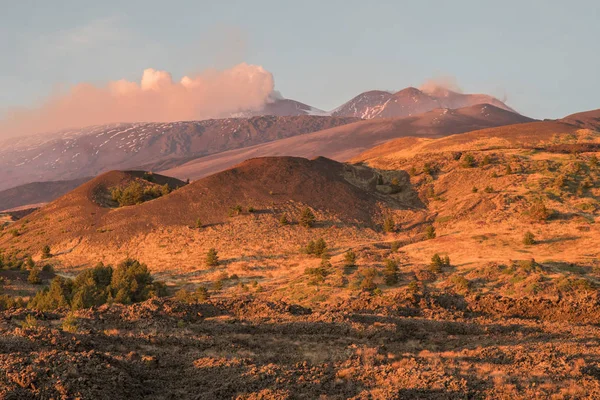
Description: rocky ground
xmin=2 ymin=291 xmax=600 ymax=399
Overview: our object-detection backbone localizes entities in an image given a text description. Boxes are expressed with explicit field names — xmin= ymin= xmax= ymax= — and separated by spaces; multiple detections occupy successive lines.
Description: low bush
xmin=29 ymin=259 xmax=165 ymax=311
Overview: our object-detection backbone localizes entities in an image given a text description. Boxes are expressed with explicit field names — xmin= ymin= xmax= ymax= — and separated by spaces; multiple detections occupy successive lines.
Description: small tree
xmin=195 ymin=218 xmax=203 ymax=229
xmin=425 ymin=225 xmax=436 ymax=240
xmin=305 ymin=240 xmax=316 ymax=255
xmin=314 ymin=238 xmax=327 ymax=257
xmin=423 ymin=163 xmax=433 ymax=175
xmin=523 ymin=231 xmax=536 ymax=245
xmin=41 ymin=245 xmax=52 ymax=259
xmin=229 ymin=205 xmax=243 ymax=217
xmin=279 ymin=214 xmax=289 ymax=225
xmin=384 ymin=259 xmax=399 ymax=285
xmin=344 ymin=250 xmax=356 ymax=267
xmin=300 ymin=207 xmax=316 ymax=228
xmin=461 ymin=153 xmax=476 ymax=168
xmin=443 ymin=255 xmax=451 ymax=267
xmin=529 ymin=199 xmax=551 ymax=222
xmin=383 ymin=217 xmax=395 ymax=233
xmin=505 ymin=164 xmax=513 ymax=175
xmin=205 ymin=248 xmax=219 ymax=267
xmin=28 ymin=268 xmax=42 ymax=285
xmin=430 ymin=254 xmax=444 ymax=273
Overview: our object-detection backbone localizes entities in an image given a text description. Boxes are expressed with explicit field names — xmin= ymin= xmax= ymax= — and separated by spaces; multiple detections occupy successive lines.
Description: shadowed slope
xmin=162 ymin=104 xmax=533 ymax=181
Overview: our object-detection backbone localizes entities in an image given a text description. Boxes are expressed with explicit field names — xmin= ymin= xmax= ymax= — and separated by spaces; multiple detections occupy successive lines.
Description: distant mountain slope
xmin=0 ymin=177 xmax=92 ymax=212
xmin=233 ymin=98 xmax=328 ymax=117
xmin=0 ymin=115 xmax=357 ymax=191
xmin=331 ymin=87 xmax=515 ymax=119
xmin=162 ymin=104 xmax=534 ymax=180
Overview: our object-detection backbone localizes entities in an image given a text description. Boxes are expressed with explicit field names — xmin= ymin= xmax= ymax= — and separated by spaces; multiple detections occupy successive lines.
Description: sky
xmin=1 ymin=0 xmax=599 ymax=128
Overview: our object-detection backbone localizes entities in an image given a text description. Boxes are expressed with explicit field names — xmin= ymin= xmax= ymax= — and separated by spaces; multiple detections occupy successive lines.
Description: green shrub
xmin=196 ymin=218 xmax=203 ymax=229
xmin=305 ymin=239 xmax=327 ymax=257
xmin=529 ymin=199 xmax=551 ymax=222
xmin=175 ymin=287 xmax=210 ymax=304
xmin=41 ymin=245 xmax=52 ymax=259
xmin=383 ymin=216 xmax=396 ymax=233
xmin=425 ymin=225 xmax=436 ymax=239
xmin=484 ymin=186 xmax=494 ymax=193
xmin=300 ymin=207 xmax=316 ymax=228
xmin=344 ymin=250 xmax=356 ymax=267
xmin=62 ymin=313 xmax=78 ymax=333
xmin=27 ymin=269 xmax=42 ymax=285
xmin=450 ymin=275 xmax=470 ymax=292
xmin=29 ymin=259 xmax=164 ymax=311
xmin=205 ymin=248 xmax=219 ymax=267
xmin=408 ymin=281 xmax=420 ymax=293
xmin=20 ymin=315 xmax=38 ymax=329
xmin=523 ymin=231 xmax=535 ymax=245
xmin=279 ymin=214 xmax=289 ymax=225
xmin=429 ymin=253 xmax=447 ymax=273
xmin=229 ymin=205 xmax=243 ymax=217
xmin=461 ymin=153 xmax=476 ymax=168
xmin=384 ymin=259 xmax=399 ymax=285
xmin=359 ymin=268 xmax=378 ymax=292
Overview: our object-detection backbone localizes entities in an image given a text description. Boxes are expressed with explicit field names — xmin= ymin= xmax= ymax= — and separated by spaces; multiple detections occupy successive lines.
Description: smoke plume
xmin=419 ymin=77 xmax=463 ymax=95
xmin=0 ymin=63 xmax=275 ymax=137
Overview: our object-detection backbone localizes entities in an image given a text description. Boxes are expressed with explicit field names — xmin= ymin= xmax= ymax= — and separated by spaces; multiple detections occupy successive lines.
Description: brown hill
xmin=0 ymin=115 xmax=358 ymax=192
xmin=0 ymin=157 xmax=420 ymax=270
xmin=161 ymin=104 xmax=533 ymax=181
xmin=560 ymin=108 xmax=600 ymax=131
xmin=352 ymin=118 xmax=592 ymax=166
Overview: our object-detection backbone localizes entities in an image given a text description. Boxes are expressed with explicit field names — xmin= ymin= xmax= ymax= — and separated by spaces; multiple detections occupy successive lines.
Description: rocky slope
xmin=162 ymin=104 xmax=533 ymax=181
xmin=0 ymin=115 xmax=357 ymax=192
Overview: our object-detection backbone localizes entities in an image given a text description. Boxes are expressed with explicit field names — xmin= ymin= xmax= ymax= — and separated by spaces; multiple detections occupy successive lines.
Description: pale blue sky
xmin=1 ymin=0 xmax=599 ymax=119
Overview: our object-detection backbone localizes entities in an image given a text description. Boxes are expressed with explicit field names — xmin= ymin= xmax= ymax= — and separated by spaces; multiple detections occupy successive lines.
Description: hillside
xmin=560 ymin=108 xmax=600 ymax=131
xmin=162 ymin=104 xmax=533 ymax=181
xmin=0 ymin=157 xmax=420 ymax=270
xmin=0 ymin=115 xmax=357 ymax=191
xmin=352 ymin=117 xmax=595 ymax=166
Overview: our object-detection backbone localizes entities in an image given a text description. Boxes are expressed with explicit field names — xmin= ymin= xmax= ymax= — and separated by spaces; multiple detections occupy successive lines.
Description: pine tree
xmin=384 ymin=259 xmax=399 ymax=285
xmin=430 ymin=253 xmax=443 ymax=273
xmin=41 ymin=245 xmax=52 ymax=259
xmin=425 ymin=225 xmax=436 ymax=239
xmin=523 ymin=231 xmax=535 ymax=245
xmin=205 ymin=248 xmax=219 ymax=267
xmin=300 ymin=207 xmax=316 ymax=228
xmin=344 ymin=250 xmax=356 ymax=267
xmin=279 ymin=214 xmax=289 ymax=225
xmin=383 ymin=217 xmax=395 ymax=233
